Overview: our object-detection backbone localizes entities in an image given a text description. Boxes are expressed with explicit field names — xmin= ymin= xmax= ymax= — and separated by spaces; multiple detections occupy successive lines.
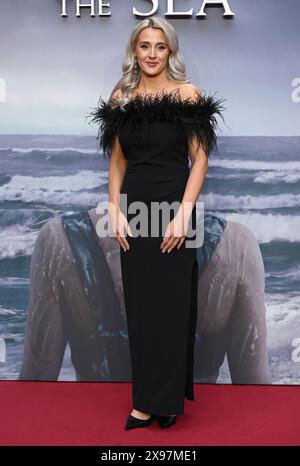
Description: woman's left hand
xmin=160 ymin=208 xmax=191 ymax=253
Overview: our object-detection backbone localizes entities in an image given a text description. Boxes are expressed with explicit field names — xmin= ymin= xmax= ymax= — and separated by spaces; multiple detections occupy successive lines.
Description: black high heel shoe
xmin=157 ymin=415 xmax=177 ymax=429
xmin=125 ymin=413 xmax=154 ymax=431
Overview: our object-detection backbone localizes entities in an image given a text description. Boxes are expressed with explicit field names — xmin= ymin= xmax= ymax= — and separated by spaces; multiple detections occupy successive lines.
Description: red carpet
xmin=0 ymin=381 xmax=299 ymax=446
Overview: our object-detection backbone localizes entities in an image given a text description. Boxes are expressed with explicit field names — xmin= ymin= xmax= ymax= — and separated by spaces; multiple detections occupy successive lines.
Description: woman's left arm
xmin=160 ymin=142 xmax=208 ymax=254
xmin=160 ymin=84 xmax=208 ymax=253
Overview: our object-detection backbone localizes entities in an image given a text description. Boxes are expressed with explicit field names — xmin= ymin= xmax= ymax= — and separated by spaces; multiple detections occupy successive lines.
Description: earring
xmin=134 ymin=56 xmax=139 ymax=76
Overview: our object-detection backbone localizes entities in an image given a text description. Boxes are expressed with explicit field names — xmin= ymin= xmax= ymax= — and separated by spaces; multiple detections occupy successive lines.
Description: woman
xmin=89 ymin=16 xmax=226 ymax=430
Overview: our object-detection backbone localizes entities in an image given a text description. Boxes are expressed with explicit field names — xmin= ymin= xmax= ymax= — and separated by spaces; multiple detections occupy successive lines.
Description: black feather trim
xmin=86 ymin=88 xmax=227 ymax=159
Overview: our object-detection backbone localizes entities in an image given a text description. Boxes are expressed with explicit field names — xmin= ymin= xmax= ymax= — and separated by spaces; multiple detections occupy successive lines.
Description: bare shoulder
xmin=108 ymin=88 xmax=123 ymax=109
xmin=110 ymin=88 xmax=122 ymax=100
xmin=177 ymin=83 xmax=203 ymax=101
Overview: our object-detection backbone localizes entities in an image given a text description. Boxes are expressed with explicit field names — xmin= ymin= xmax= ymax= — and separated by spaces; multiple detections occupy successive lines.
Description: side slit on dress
xmin=185 ymin=257 xmax=199 ymax=401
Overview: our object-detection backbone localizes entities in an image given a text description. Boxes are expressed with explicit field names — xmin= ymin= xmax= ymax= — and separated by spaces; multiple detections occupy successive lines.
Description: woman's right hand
xmin=108 ymin=203 xmax=133 ymax=251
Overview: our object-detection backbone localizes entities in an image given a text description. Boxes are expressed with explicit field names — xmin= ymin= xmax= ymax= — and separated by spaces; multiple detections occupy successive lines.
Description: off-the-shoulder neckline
xmin=109 ymin=87 xmax=205 ymax=107
xmin=130 ymin=86 xmax=199 ymax=101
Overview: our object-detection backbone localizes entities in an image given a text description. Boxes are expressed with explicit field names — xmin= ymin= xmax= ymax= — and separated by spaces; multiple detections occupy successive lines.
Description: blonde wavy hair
xmin=115 ymin=16 xmax=190 ymax=108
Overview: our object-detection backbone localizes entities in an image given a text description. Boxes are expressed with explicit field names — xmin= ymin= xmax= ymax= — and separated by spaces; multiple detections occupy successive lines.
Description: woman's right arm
xmin=108 ymin=132 xmax=127 ymax=212
xmin=108 ymin=90 xmax=132 ymax=250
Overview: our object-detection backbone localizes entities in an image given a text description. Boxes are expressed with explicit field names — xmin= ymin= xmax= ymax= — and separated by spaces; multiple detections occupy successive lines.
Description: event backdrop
xmin=0 ymin=0 xmax=299 ymax=384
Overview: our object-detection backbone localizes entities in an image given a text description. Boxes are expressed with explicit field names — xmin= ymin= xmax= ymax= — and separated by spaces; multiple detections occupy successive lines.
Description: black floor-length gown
xmin=89 ymin=88 xmax=225 ymax=415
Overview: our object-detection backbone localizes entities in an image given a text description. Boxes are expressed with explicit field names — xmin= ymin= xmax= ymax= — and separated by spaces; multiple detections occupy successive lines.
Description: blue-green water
xmin=0 ymin=134 xmax=299 ymax=383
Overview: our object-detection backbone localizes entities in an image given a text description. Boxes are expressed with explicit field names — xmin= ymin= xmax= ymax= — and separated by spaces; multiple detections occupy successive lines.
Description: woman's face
xmin=134 ymin=27 xmax=171 ymax=78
